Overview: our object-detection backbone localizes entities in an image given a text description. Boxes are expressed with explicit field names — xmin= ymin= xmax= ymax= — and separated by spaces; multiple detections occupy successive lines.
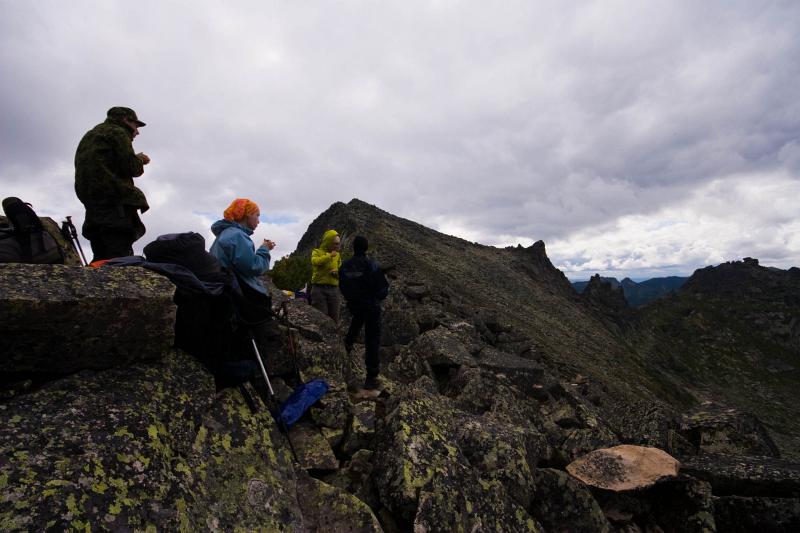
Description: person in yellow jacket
xmin=311 ymin=229 xmax=342 ymax=322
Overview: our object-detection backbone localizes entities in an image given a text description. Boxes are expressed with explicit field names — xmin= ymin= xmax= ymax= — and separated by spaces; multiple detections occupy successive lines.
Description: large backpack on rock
xmin=143 ymin=232 xmax=226 ymax=284
xmin=0 ymin=197 xmax=64 ymax=264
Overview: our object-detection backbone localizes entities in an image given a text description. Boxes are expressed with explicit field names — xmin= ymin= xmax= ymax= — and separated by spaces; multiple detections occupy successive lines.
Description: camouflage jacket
xmin=74 ymin=118 xmax=149 ymax=211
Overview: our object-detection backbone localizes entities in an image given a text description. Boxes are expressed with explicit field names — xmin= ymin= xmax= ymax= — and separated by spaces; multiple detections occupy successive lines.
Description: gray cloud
xmin=1 ymin=1 xmax=798 ymax=277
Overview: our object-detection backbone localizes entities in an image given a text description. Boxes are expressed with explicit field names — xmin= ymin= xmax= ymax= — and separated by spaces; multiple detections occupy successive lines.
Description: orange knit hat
xmin=223 ymin=198 xmax=259 ymax=222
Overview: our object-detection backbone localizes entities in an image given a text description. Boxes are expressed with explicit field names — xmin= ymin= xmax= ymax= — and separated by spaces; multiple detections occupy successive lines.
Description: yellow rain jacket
xmin=311 ymin=229 xmax=342 ymax=286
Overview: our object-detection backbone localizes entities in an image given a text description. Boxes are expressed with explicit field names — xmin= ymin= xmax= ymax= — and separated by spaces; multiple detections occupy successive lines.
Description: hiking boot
xmin=364 ymin=374 xmax=380 ymax=390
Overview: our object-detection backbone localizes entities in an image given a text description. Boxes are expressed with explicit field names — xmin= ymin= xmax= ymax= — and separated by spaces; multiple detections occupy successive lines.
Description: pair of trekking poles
xmin=246 ymin=299 xmax=329 ymax=464
xmin=60 ymin=216 xmax=88 ymax=266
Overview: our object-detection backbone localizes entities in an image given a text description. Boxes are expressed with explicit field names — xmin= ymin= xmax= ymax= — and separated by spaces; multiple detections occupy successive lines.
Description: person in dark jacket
xmin=75 ymin=107 xmax=151 ymax=262
xmin=339 ymin=235 xmax=389 ymax=390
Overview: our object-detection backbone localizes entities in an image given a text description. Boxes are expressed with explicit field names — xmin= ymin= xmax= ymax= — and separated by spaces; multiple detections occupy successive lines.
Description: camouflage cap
xmin=107 ymin=107 xmax=146 ymax=127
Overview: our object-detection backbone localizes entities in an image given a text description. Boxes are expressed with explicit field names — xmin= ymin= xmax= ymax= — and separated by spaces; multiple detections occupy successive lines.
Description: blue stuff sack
xmin=278 ymin=379 xmax=329 ymax=427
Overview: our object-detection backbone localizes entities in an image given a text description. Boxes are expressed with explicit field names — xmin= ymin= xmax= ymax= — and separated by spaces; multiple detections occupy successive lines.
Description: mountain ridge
xmin=572 ymin=275 xmax=689 ymax=306
xmin=296 ymin=198 xmax=800 ymax=457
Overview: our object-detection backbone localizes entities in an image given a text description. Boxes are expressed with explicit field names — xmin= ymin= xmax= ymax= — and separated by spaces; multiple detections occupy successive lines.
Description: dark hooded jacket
xmin=339 ymin=252 xmax=389 ymax=309
xmin=74 ymin=117 xmax=149 ymax=211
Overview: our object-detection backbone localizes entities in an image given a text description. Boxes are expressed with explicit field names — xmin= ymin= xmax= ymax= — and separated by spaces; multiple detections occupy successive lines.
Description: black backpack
xmin=0 ymin=197 xmax=64 ymax=264
xmin=340 ymin=255 xmax=389 ymax=306
xmin=143 ymin=232 xmax=227 ymax=284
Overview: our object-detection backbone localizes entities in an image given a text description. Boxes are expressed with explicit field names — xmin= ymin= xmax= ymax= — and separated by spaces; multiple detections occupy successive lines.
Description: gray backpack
xmin=0 ymin=197 xmax=64 ymax=264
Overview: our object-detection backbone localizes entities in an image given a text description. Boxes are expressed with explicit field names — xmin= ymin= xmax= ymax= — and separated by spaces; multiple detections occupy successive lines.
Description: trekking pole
xmin=251 ymin=337 xmax=275 ymax=396
xmin=62 ymin=216 xmax=88 ymax=266
xmin=249 ymin=334 xmax=299 ymax=462
xmin=281 ymin=300 xmax=303 ymax=382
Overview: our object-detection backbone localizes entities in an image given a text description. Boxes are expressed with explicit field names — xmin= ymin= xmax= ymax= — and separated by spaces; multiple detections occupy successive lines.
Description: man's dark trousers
xmin=88 ymin=229 xmax=134 ymax=262
xmin=84 ymin=205 xmax=143 ymax=262
xmin=345 ymin=304 xmax=381 ymax=378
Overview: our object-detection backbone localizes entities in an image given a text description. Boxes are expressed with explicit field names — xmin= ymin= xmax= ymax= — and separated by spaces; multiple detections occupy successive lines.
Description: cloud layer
xmin=1 ymin=1 xmax=798 ymax=279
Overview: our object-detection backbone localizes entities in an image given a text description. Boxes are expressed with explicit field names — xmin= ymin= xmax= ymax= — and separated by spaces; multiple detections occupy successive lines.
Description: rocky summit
xmin=1 ymin=198 xmax=799 ymax=532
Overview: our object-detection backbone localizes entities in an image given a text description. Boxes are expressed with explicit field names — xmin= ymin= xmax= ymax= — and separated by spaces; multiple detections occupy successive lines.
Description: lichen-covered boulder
xmin=0 ymin=264 xmax=175 ymax=375
xmin=414 ymin=475 xmax=543 ymax=533
xmin=453 ymin=415 xmax=546 ymax=509
xmin=295 ymin=472 xmax=383 ymax=532
xmin=449 ymin=367 xmax=617 ymax=464
xmin=530 ymin=468 xmax=611 ymax=533
xmin=323 ymin=448 xmax=375 ymax=497
xmin=289 ymin=421 xmax=339 ymax=471
xmin=0 ymin=350 xmax=215 ymax=531
xmin=714 ymin=495 xmax=800 ymax=532
xmin=559 ymin=428 xmax=622 ymax=464
xmin=342 ymin=400 xmax=378 ymax=456
xmin=445 ymin=366 xmax=532 ymax=416
xmin=311 ymin=386 xmax=351 ymax=427
xmin=372 ymin=387 xmax=541 ymax=530
xmin=566 ymin=445 xmax=680 ymax=492
xmin=603 ymin=397 xmax=693 ymax=457
xmin=372 ymin=388 xmax=464 ymax=521
xmin=649 ymin=476 xmax=716 ymax=533
xmin=474 ymin=346 xmax=545 ymax=389
xmin=401 ymin=326 xmax=478 ymax=375
xmin=536 ymin=385 xmax=621 ymax=463
xmin=380 ymin=291 xmax=420 ymax=346
xmin=181 ymin=385 xmax=306 ymax=531
xmin=592 ymin=475 xmax=716 ymax=532
xmin=283 ymin=299 xmax=348 ymax=384
xmin=681 ymin=403 xmax=780 ymax=457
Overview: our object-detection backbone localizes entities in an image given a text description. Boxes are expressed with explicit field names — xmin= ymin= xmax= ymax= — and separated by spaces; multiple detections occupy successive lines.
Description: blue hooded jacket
xmin=209 ymin=219 xmax=271 ymax=295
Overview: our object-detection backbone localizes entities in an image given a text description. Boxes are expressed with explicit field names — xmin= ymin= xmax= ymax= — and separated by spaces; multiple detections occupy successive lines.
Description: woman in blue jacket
xmin=209 ymin=198 xmax=276 ymax=385
xmin=209 ymin=198 xmax=275 ymax=297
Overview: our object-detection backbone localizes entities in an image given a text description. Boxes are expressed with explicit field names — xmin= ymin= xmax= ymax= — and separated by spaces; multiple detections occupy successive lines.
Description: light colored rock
xmin=566 ymin=445 xmax=680 ymax=492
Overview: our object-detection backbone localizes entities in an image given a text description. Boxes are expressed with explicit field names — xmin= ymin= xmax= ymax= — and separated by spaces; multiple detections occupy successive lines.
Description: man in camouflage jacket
xmin=74 ymin=107 xmax=151 ymax=262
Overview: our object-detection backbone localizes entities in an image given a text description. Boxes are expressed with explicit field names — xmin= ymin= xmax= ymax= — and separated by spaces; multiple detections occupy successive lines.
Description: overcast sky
xmin=1 ymin=1 xmax=798 ymax=280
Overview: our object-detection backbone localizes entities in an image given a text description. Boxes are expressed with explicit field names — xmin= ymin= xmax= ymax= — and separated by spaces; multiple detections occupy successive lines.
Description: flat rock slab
xmin=681 ymin=453 xmax=800 ymax=497
xmin=0 ymin=264 xmax=175 ymax=375
xmin=566 ymin=445 xmax=680 ymax=492
xmin=410 ymin=326 xmax=477 ymax=367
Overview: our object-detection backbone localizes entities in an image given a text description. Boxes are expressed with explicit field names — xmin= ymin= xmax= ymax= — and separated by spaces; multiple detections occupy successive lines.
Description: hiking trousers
xmin=83 ymin=205 xmax=144 ymax=262
xmin=88 ymin=230 xmax=135 ymax=263
xmin=345 ymin=305 xmax=381 ymax=378
xmin=311 ymin=284 xmax=340 ymax=323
